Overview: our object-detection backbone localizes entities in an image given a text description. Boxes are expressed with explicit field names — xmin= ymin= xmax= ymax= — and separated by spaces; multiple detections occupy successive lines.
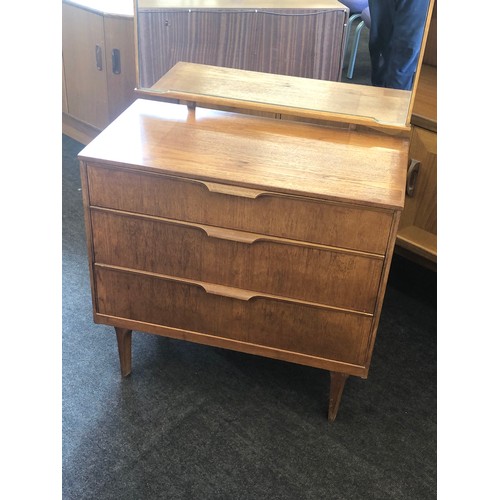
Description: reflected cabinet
xmin=136 ymin=1 xmax=348 ymax=88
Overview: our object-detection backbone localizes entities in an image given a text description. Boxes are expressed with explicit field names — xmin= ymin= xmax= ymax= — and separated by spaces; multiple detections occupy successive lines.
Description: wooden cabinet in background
xmin=396 ymin=0 xmax=437 ymax=271
xmin=62 ymin=0 xmax=136 ymax=144
xmin=397 ymin=112 xmax=437 ymax=267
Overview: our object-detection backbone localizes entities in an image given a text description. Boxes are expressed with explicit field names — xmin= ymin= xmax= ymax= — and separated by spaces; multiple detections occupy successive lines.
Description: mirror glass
xmin=134 ymin=0 xmax=433 ymax=129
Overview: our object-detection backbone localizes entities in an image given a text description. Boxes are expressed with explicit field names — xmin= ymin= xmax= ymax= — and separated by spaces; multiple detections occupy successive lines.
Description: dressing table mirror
xmin=133 ymin=0 xmax=435 ymax=131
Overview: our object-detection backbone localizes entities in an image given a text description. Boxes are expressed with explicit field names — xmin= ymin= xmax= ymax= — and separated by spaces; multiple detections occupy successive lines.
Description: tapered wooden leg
xmin=115 ymin=327 xmax=132 ymax=377
xmin=328 ymin=371 xmax=349 ymax=422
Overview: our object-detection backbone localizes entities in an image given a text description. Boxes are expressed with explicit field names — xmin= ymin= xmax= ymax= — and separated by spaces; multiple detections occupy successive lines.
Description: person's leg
xmin=384 ymin=0 xmax=429 ymax=89
xmin=368 ymin=0 xmax=395 ymax=87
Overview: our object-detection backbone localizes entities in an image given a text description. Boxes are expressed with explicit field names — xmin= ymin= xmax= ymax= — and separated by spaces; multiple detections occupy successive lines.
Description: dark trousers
xmin=368 ymin=0 xmax=429 ymax=90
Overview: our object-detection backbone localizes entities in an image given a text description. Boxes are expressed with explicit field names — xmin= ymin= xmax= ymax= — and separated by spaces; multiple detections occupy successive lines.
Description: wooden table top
xmin=79 ymin=99 xmax=408 ymax=209
xmin=137 ymin=62 xmax=412 ymax=132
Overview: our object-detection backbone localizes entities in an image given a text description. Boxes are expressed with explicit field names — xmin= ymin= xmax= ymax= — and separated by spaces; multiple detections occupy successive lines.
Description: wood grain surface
xmin=79 ymin=99 xmax=408 ymax=210
xmin=79 ymin=96 xmax=408 ymax=417
xmin=95 ymin=266 xmax=373 ymax=366
xmin=90 ymin=207 xmax=384 ymax=312
xmin=141 ymin=62 xmax=412 ymax=129
xmin=136 ymin=6 xmax=347 ymax=87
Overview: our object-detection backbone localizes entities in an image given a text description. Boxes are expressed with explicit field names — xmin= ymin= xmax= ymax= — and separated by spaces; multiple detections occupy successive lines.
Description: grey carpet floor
xmin=62 ymin=131 xmax=436 ymax=499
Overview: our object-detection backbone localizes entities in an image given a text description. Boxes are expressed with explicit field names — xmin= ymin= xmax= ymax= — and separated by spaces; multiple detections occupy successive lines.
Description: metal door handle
xmin=406 ymin=158 xmax=420 ymax=197
xmin=95 ymin=45 xmax=103 ymax=71
xmin=112 ymin=49 xmax=121 ymax=74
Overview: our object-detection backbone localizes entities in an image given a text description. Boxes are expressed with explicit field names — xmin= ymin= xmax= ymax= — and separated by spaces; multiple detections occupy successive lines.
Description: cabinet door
xmin=104 ymin=16 xmax=136 ymax=123
xmin=62 ymin=3 xmax=109 ymax=129
xmin=397 ymin=126 xmax=437 ymax=263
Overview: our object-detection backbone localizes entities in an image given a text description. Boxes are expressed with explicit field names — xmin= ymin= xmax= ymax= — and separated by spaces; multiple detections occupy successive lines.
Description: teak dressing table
xmin=79 ymin=63 xmax=409 ymax=421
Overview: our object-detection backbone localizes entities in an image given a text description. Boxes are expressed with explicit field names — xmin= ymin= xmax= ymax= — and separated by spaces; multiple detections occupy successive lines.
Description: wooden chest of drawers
xmin=79 ymin=98 xmax=407 ymax=421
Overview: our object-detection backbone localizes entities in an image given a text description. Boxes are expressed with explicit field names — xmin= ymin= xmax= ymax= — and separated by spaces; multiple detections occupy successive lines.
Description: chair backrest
xmin=339 ymin=0 xmax=369 ymax=15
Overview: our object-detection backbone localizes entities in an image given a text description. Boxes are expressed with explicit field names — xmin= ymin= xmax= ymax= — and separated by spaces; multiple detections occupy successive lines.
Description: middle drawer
xmin=91 ymin=209 xmax=383 ymax=313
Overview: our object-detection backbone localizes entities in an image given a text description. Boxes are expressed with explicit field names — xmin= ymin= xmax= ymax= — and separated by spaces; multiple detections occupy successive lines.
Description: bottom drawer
xmin=95 ymin=267 xmax=373 ymax=366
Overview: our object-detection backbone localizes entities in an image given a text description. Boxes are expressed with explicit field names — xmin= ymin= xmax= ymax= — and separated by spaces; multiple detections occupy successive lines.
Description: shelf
xmin=136 ymin=62 xmax=413 ymax=132
xmin=396 ymin=225 xmax=437 ymax=264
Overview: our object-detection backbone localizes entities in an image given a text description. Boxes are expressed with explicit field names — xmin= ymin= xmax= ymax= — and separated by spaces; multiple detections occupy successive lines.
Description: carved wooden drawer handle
xmin=201 ymin=225 xmax=260 ymax=244
xmin=201 ymin=282 xmax=258 ymax=301
xmin=201 ymin=180 xmax=267 ymax=199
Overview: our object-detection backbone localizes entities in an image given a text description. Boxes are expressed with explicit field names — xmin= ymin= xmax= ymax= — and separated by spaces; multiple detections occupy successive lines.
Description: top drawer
xmin=85 ymin=164 xmax=393 ymax=254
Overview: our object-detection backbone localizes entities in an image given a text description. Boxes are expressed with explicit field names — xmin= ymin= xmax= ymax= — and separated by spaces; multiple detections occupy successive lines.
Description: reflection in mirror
xmin=340 ymin=0 xmax=431 ymax=91
xmin=134 ymin=0 xmax=434 ymax=129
